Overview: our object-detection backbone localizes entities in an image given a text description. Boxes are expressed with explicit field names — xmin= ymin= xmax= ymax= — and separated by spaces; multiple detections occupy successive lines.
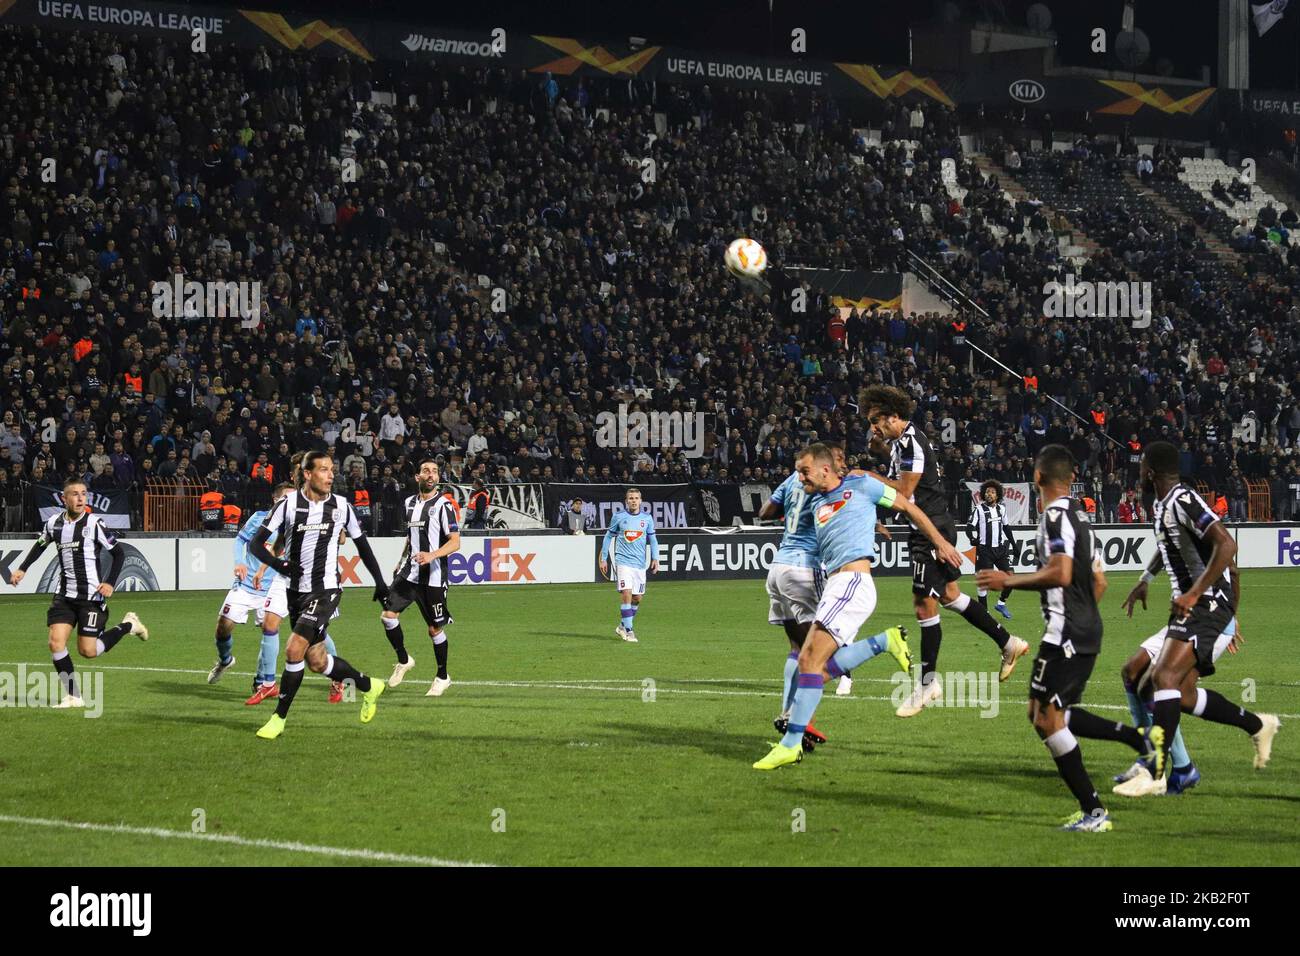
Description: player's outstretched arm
xmin=1124 ymin=550 xmax=1162 ymax=617
xmin=7 ymin=533 xmax=49 ymax=585
xmin=888 ymin=495 xmax=961 ymax=567
xmin=249 ymin=525 xmax=290 ymax=576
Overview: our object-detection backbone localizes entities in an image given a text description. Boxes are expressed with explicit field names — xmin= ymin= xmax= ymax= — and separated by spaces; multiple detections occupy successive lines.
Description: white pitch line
xmin=0 ymin=814 xmax=492 ymax=867
xmin=2 ymin=661 xmax=1295 ymax=718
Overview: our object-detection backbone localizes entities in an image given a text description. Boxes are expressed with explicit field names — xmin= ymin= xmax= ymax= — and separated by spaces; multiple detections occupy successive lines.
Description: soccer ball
xmin=725 ymin=237 xmax=767 ymax=279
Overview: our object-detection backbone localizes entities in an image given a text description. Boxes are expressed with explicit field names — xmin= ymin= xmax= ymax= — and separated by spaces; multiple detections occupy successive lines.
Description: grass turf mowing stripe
xmin=3 ymin=660 xmax=1294 ymax=717
xmin=0 ymin=814 xmax=493 ymax=867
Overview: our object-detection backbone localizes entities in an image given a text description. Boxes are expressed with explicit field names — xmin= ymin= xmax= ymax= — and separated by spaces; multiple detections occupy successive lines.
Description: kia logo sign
xmin=1009 ymin=79 xmax=1046 ymax=103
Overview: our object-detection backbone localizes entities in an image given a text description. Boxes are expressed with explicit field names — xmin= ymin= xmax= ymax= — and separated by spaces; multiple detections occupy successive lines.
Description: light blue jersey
xmin=234 ymin=509 xmax=277 ymax=596
xmin=601 ymin=508 xmax=658 ymax=572
xmin=769 ymin=472 xmax=819 ymax=569
xmin=809 ymin=473 xmax=896 ymax=572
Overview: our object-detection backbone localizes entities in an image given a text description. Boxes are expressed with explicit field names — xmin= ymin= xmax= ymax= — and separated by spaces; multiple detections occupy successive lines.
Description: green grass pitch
xmin=1 ymin=571 xmax=1295 ymax=866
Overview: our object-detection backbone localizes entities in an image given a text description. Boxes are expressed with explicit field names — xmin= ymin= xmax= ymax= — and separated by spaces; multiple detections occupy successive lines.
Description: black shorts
xmin=288 ymin=589 xmax=342 ymax=644
xmin=1165 ymin=598 xmax=1234 ymax=679
xmin=975 ymin=545 xmax=1011 ymax=574
xmin=384 ymin=579 xmax=452 ymax=628
xmin=908 ymin=515 xmax=962 ymax=597
xmin=1029 ymin=643 xmax=1097 ymax=710
xmin=47 ymin=596 xmax=109 ymax=637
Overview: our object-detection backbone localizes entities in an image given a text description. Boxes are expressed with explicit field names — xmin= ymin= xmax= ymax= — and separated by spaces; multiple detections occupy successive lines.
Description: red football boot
xmin=244 ymin=683 xmax=279 ymax=706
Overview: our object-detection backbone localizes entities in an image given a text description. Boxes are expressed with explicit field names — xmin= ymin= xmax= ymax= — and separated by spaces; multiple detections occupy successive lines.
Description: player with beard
xmin=382 ymin=459 xmax=461 ymax=696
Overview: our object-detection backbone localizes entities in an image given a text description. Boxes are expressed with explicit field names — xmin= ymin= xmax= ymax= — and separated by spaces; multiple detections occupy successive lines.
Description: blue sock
xmin=825 ymin=630 xmax=889 ymax=678
xmin=620 ymin=604 xmax=634 ymax=629
xmin=781 ymin=673 xmax=824 ymax=748
xmin=781 ymin=651 xmax=799 ymax=712
xmin=1169 ymin=727 xmax=1193 ymax=770
xmin=257 ymin=630 xmax=279 ymax=685
xmin=216 ymin=635 xmax=234 ymax=666
xmin=1123 ymin=678 xmax=1150 ymax=729
xmin=323 ymin=634 xmax=337 ymax=656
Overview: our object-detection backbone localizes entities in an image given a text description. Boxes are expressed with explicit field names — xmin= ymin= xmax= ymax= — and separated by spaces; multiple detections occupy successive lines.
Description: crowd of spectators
xmin=1 ymin=23 xmax=1299 ymax=532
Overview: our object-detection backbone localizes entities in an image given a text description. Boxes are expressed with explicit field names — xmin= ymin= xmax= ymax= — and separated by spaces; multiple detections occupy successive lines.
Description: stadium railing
xmin=144 ymin=478 xmax=209 ymax=532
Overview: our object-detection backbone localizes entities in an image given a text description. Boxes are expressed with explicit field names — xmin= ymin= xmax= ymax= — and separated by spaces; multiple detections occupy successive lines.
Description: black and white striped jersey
xmin=971 ymin=501 xmax=1009 ymax=549
xmin=38 ymin=510 xmax=118 ymax=602
xmin=1035 ymin=495 xmax=1102 ymax=654
xmin=264 ymin=491 xmax=364 ymax=592
xmin=888 ymin=422 xmax=950 ymax=523
xmin=396 ymin=493 xmax=459 ymax=588
xmin=1153 ymin=484 xmax=1233 ymax=608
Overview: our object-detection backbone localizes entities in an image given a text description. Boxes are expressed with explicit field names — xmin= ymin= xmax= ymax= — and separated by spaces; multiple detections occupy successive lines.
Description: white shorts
xmin=259 ymin=577 xmax=290 ymax=624
xmin=613 ymin=565 xmax=647 ymax=596
xmin=219 ymin=586 xmax=268 ymax=626
xmin=1141 ymin=617 xmax=1236 ymax=664
xmin=813 ymin=571 xmax=877 ymax=647
xmin=766 ymin=563 xmax=824 ymax=625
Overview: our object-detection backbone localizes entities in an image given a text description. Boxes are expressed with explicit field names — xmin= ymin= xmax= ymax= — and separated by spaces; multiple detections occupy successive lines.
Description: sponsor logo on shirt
xmin=623 ymin=530 xmax=644 ymax=542
xmin=816 ymin=498 xmax=849 ymax=525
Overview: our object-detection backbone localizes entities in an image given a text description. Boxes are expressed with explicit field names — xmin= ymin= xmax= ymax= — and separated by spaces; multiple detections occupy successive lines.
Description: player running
xmin=978 ymin=445 xmax=1156 ymax=832
xmin=1110 ymin=441 xmax=1279 ymax=796
xmin=7 ymin=477 xmax=149 ymax=708
xmin=599 ymin=488 xmax=659 ymax=643
xmin=1112 ymin=554 xmax=1242 ymax=796
xmin=248 ymin=451 xmax=390 ymax=739
xmin=753 ymin=443 xmax=958 ymax=771
xmin=207 ymin=481 xmax=290 ymax=696
xmin=382 ymin=459 xmax=461 ymax=696
xmin=863 ymin=385 xmax=1029 ymax=718
xmin=970 ymin=479 xmax=1014 ymax=619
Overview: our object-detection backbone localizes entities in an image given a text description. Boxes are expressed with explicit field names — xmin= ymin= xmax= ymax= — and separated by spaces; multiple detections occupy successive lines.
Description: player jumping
xmin=863 ymin=385 xmax=1029 ymax=718
xmin=599 ymin=488 xmax=658 ymax=643
xmin=754 ymin=443 xmax=957 ymax=770
xmin=7 ymin=477 xmax=149 ymax=708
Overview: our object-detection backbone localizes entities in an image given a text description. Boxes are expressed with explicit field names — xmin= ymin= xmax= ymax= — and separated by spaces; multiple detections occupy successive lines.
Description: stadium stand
xmin=1 ymin=23 xmax=1298 ymax=533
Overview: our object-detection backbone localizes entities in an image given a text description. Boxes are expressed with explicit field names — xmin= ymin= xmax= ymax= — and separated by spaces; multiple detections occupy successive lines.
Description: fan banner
xmin=33 ymin=484 xmax=132 ymax=530
xmin=964 ymin=482 xmax=1032 ymax=524
xmin=544 ymin=483 xmax=702 ymax=530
